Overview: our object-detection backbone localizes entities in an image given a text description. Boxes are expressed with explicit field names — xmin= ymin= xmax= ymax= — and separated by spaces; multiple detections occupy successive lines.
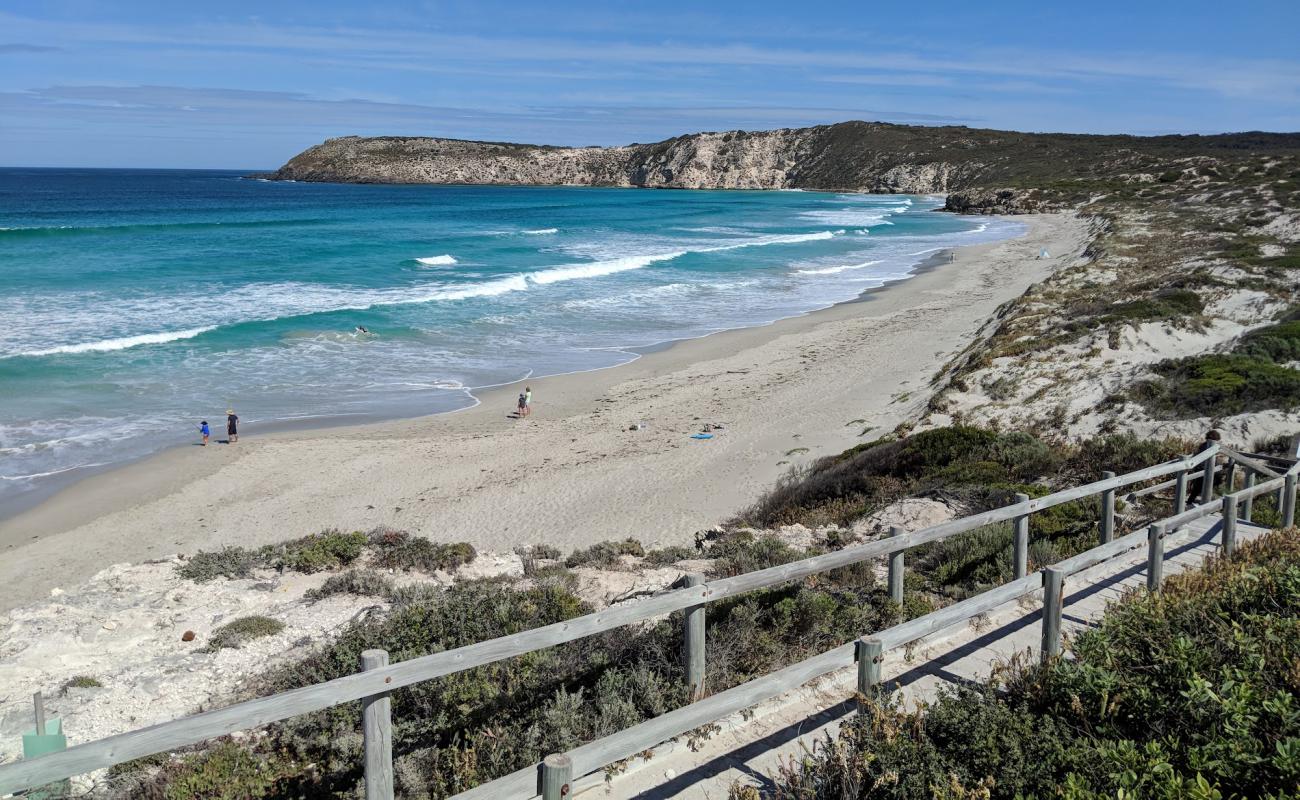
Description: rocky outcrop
xmin=265 ymin=122 xmax=1300 ymax=209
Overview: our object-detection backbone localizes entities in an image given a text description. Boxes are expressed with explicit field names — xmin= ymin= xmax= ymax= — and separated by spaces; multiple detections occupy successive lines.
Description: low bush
xmin=262 ymin=530 xmax=368 ymax=574
xmin=304 ymin=569 xmax=393 ymax=601
xmin=62 ymin=675 xmax=103 ymax=693
xmin=205 ymin=616 xmax=285 ymax=652
xmin=565 ymin=538 xmax=645 ymax=567
xmin=1132 ymin=353 xmax=1300 ymax=417
xmin=642 ymin=545 xmax=699 ymax=566
xmin=175 ymin=529 xmax=477 ymax=583
xmin=368 ymin=529 xmax=476 ymax=572
xmin=1098 ymin=288 xmax=1204 ymax=325
xmin=177 ymin=547 xmax=260 ymax=583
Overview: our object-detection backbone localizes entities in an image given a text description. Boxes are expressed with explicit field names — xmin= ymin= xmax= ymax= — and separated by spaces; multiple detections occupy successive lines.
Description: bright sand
xmin=0 ymin=213 xmax=1089 ymax=613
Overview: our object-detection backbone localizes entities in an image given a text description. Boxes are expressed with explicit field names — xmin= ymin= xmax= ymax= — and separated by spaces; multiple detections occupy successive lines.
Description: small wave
xmin=1 ymin=462 xmax=108 ymax=481
xmin=799 ymin=209 xmax=895 ymax=227
xmin=415 ymin=254 xmax=457 ymax=266
xmin=835 ymin=195 xmax=913 ymax=206
xmin=965 ymin=223 xmax=989 ymax=234
xmin=796 ymin=259 xmax=885 ymax=276
xmin=15 ymin=326 xmax=216 ymax=358
xmin=428 ymin=275 xmax=530 ymax=299
xmin=529 ymin=252 xmax=685 ymax=285
xmin=522 ymin=228 xmax=558 ymax=235
xmin=701 ymin=230 xmax=837 ymax=253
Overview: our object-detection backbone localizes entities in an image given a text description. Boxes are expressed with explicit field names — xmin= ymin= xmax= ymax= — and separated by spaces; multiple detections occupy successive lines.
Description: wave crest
xmin=16 ymin=326 xmax=216 ymax=357
xmin=415 ymin=254 xmax=457 ymax=266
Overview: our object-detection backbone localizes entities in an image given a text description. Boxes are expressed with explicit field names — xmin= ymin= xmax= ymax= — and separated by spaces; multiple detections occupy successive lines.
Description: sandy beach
xmin=0 ymin=213 xmax=1088 ymax=613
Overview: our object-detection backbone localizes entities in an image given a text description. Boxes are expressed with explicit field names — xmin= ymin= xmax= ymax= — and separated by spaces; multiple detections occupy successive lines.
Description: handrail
xmin=1219 ymin=446 xmax=1283 ymax=478
xmin=0 ymin=444 xmax=1224 ymax=796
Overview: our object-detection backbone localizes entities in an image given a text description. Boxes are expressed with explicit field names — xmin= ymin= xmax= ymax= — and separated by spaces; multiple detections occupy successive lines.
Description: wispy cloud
xmin=0 ymin=42 xmax=60 ymax=54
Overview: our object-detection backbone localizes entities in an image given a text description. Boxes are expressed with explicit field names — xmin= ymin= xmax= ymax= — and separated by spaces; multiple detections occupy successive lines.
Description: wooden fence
xmin=2 ymin=443 xmax=1297 ymax=800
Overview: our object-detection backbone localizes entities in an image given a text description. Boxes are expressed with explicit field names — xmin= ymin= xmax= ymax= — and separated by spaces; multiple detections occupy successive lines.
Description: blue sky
xmin=2 ymin=1 xmax=1298 ymax=168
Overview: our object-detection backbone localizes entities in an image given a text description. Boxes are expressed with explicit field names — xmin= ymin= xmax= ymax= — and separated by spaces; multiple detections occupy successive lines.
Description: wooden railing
xmin=2 ymin=443 xmax=1297 ymax=800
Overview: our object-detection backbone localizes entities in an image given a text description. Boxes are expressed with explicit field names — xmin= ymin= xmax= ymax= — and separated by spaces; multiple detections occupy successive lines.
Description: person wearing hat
xmin=226 ymin=409 xmax=239 ymax=443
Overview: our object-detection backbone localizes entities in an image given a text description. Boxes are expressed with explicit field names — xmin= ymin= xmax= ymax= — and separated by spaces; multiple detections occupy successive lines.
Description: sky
xmin=2 ymin=1 xmax=1298 ymax=169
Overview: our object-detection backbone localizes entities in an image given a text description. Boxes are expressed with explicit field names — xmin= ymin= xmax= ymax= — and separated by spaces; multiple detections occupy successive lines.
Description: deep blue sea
xmin=0 ymin=168 xmax=1023 ymax=512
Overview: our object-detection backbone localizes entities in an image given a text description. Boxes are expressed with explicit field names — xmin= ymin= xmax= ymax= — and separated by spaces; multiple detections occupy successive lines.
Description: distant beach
xmin=0 ymin=213 xmax=1088 ymax=613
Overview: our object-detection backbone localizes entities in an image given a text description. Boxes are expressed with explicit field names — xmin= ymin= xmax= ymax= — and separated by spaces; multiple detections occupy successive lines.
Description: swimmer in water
xmin=355 ymin=325 xmax=369 ymax=335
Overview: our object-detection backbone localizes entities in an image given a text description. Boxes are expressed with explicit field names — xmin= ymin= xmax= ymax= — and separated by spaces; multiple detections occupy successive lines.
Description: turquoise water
xmin=0 ymin=168 xmax=1023 ymax=512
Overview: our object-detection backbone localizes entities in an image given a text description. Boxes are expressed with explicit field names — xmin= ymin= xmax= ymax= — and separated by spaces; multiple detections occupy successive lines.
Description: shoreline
xmin=0 ymin=213 xmax=1090 ymax=613
xmin=0 ymin=241 xmax=960 ymax=525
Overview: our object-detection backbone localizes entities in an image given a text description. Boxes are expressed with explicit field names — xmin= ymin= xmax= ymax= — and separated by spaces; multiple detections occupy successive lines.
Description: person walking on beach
xmin=199 ymin=420 xmax=210 ymax=446
xmin=516 ymin=392 xmax=527 ymax=419
xmin=524 ymin=386 xmax=533 ymax=417
xmin=226 ymin=409 xmax=239 ymax=443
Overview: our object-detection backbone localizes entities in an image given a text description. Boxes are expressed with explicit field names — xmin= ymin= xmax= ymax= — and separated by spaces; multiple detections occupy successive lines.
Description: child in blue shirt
xmin=199 ymin=420 xmax=210 ymax=446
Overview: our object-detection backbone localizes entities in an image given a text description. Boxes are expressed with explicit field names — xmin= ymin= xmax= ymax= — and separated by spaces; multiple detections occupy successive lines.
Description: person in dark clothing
xmin=227 ymin=409 xmax=239 ymax=443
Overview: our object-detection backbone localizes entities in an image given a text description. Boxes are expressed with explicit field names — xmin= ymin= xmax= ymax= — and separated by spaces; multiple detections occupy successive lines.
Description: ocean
xmin=0 ymin=168 xmax=1023 ymax=514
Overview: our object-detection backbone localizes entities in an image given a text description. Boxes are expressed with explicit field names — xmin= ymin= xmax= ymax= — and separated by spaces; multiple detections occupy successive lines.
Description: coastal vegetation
xmin=176 ymin=529 xmax=476 ymax=583
xmin=111 ymin=425 xmax=1249 ymax=799
xmin=1129 ymin=307 xmax=1300 ymax=417
xmin=742 ymin=527 xmax=1300 ymax=799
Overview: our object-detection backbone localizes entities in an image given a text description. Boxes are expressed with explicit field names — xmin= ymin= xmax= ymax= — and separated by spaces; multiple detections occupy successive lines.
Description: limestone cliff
xmin=266 ymin=121 xmax=1300 ymax=208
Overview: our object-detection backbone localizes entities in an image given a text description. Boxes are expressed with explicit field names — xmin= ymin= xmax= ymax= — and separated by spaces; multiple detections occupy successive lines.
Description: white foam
xmin=528 ymin=252 xmax=685 ymax=285
xmin=17 ymin=326 xmax=216 ymax=357
xmin=423 ymin=275 xmax=530 ymax=300
xmin=415 ymin=254 xmax=457 ymax=266
xmin=700 ymin=230 xmax=837 ymax=252
xmin=799 ymin=209 xmax=895 ymax=227
xmin=522 ymin=228 xmax=558 ymax=235
xmin=796 ymin=259 xmax=885 ymax=276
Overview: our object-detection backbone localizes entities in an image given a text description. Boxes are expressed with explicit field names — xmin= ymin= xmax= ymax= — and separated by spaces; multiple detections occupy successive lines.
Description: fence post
xmin=1041 ymin=568 xmax=1064 ymax=661
xmin=1100 ymin=471 xmax=1116 ymax=544
xmin=888 ymin=525 xmax=905 ymax=606
xmin=360 ymin=649 xmax=393 ymax=800
xmin=1147 ymin=523 xmax=1166 ymax=592
xmin=1242 ymin=472 xmax=1255 ymax=521
xmin=683 ymin=573 xmax=707 ymax=702
xmin=1201 ymin=452 xmax=1216 ymax=504
xmin=1285 ymin=474 xmax=1297 ymax=529
xmin=855 ymin=636 xmax=883 ymax=696
xmin=1221 ymin=495 xmax=1238 ymax=556
xmin=1013 ymin=493 xmax=1030 ymax=579
xmin=1224 ymin=458 xmax=1237 ymax=495
xmin=1174 ymin=469 xmax=1189 ymax=515
xmin=541 ymin=753 xmax=573 ymax=800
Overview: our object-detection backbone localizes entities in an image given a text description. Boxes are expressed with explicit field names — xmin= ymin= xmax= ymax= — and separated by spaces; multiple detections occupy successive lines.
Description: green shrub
xmin=564 ymin=538 xmax=645 ymax=568
xmin=177 ymin=547 xmax=259 ymax=583
xmin=736 ymin=426 xmax=1061 ymax=528
xmin=205 ymin=616 xmax=285 ymax=652
xmin=642 ymin=545 xmax=699 ymax=566
xmin=524 ymin=543 xmax=561 ymax=560
xmin=367 ymin=529 xmax=476 ymax=572
xmin=122 ymin=741 xmax=302 ymax=800
xmin=304 ymin=569 xmax=393 ymax=601
xmin=1099 ymin=288 xmax=1204 ymax=325
xmin=1133 ymin=353 xmax=1300 ymax=417
xmin=261 ymin=530 xmax=368 ymax=574
xmin=706 ymin=531 xmax=806 ymax=578
xmin=62 ymin=675 xmax=103 ymax=692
